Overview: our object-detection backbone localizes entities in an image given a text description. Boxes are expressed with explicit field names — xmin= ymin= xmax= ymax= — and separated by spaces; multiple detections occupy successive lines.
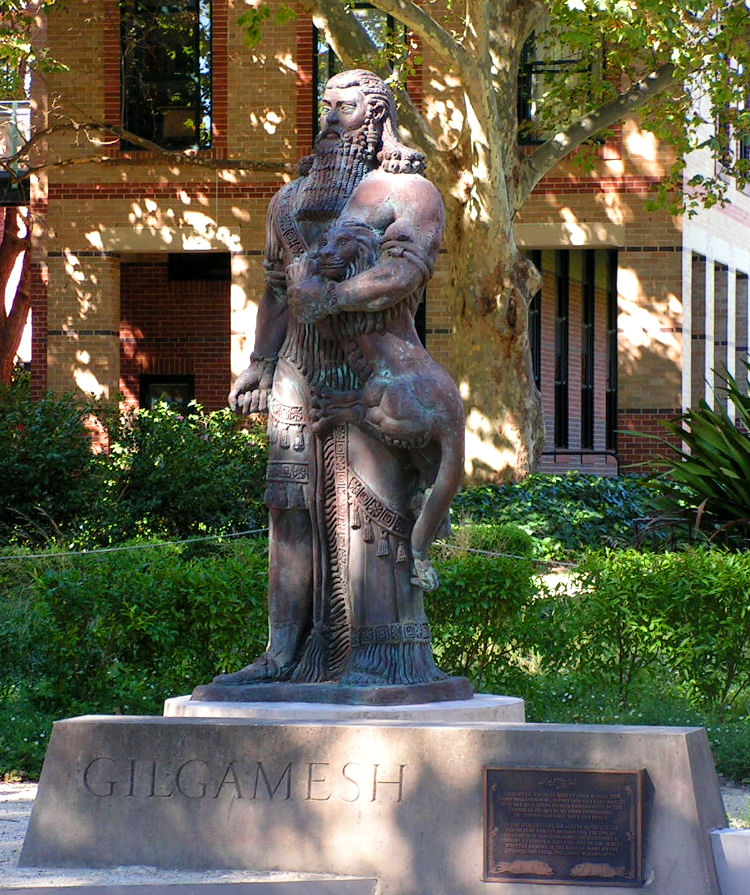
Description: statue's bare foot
xmin=212 ymin=653 xmax=295 ymax=685
xmin=411 ymin=557 xmax=440 ymax=592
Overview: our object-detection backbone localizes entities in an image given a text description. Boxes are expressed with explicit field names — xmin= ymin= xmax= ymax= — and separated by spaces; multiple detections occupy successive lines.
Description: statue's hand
xmin=411 ymin=557 xmax=440 ymax=592
xmin=228 ymin=355 xmax=276 ymax=415
xmin=288 ymin=276 xmax=336 ymax=324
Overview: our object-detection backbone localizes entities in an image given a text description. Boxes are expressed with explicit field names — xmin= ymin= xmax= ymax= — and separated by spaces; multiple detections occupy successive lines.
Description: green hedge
xmin=0 ymin=539 xmax=269 ymax=778
xmin=0 ymin=379 xmax=268 ymax=546
xmin=452 ymin=472 xmax=656 ymax=558
xmin=552 ymin=547 xmax=750 ymax=715
xmin=3 ymin=530 xmax=750 ymax=783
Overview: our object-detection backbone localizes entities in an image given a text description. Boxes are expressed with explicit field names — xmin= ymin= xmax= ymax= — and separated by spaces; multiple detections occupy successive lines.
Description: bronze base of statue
xmin=190 ymin=676 xmax=473 ymax=706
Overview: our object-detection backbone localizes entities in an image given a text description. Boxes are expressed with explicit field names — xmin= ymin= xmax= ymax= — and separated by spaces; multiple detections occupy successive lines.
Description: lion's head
xmin=318 ymin=220 xmax=380 ymax=282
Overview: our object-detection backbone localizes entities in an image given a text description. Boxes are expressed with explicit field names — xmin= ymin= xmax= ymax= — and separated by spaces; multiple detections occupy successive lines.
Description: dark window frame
xmin=517 ymin=34 xmax=593 ymax=146
xmin=581 ymin=251 xmax=596 ymax=450
xmin=528 ymin=249 xmax=542 ymax=391
xmin=120 ymin=0 xmax=213 ymax=151
xmin=605 ymin=250 xmax=618 ymax=452
xmin=0 ymin=99 xmax=31 ymax=205
xmin=554 ymin=250 xmax=570 ymax=449
xmin=167 ymin=251 xmax=231 ymax=281
xmin=139 ymin=373 xmax=195 ymax=412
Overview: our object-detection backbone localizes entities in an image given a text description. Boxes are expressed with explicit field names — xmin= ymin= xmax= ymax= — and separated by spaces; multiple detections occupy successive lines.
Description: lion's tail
xmin=411 ymin=429 xmax=464 ymax=566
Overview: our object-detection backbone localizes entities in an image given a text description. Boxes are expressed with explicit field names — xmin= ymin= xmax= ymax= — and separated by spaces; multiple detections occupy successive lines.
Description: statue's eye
xmin=341 ymin=103 xmax=356 ymax=113
xmin=338 ymin=238 xmax=350 ymax=247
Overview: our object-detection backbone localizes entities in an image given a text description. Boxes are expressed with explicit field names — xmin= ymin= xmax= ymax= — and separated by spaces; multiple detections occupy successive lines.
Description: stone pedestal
xmin=710 ymin=828 xmax=750 ymax=895
xmin=164 ymin=693 xmax=525 ymax=722
xmin=20 ymin=702 xmax=726 ymax=895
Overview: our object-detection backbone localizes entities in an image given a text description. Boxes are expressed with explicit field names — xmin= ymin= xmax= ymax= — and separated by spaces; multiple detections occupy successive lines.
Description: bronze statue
xmin=214 ymin=70 xmax=466 ymax=694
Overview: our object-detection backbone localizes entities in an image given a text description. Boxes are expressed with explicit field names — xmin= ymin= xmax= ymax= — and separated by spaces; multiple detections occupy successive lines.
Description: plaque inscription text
xmin=485 ymin=768 xmax=643 ymax=886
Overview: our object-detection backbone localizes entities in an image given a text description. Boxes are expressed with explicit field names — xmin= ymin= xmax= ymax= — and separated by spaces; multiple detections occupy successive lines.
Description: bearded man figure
xmin=213 ymin=70 xmax=467 ymax=697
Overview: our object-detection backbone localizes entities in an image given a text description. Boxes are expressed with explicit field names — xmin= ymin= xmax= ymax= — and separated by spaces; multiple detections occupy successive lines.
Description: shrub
xmin=0 ymin=378 xmax=100 ymax=542
xmin=0 ymin=386 xmax=269 ymax=547
xmin=428 ymin=524 xmax=542 ymax=691
xmin=87 ymin=402 xmax=268 ymax=544
xmin=648 ymin=364 xmax=750 ymax=544
xmin=453 ymin=473 xmax=655 ymax=558
xmin=555 ymin=548 xmax=750 ymax=716
xmin=0 ymin=540 xmax=269 ymax=743
xmin=444 ymin=521 xmax=536 ymax=558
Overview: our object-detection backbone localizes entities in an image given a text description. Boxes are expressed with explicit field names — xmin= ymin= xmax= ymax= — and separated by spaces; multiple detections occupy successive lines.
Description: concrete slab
xmin=164 ymin=693 xmax=525 ymax=723
xmin=2 ymin=886 xmax=376 ymax=895
xmin=710 ymin=828 xmax=750 ymax=895
xmin=20 ymin=716 xmax=726 ymax=895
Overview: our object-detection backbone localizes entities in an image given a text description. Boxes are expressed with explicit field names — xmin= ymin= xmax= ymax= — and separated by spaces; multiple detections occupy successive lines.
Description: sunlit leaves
xmin=238 ymin=2 xmax=296 ymax=48
xmin=0 ymin=1 xmax=67 ymax=99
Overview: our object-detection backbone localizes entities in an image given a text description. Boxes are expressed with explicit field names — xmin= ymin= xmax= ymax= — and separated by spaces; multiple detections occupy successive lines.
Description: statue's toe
xmin=212 ymin=654 xmax=295 ymax=685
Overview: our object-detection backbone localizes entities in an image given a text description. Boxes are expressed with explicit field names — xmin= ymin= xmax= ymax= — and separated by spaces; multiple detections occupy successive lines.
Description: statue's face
xmin=320 ymin=84 xmax=369 ymax=141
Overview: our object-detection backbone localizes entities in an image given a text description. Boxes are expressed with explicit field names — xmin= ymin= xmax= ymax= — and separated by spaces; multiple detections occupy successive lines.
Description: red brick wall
xmin=119 ymin=259 xmax=230 ymax=411
xmin=617 ymin=409 xmax=682 ymax=471
xmin=30 ymin=261 xmax=48 ymax=399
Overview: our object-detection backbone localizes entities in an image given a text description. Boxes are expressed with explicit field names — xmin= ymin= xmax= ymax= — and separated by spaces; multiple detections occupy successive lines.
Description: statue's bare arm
xmin=228 ymin=279 xmax=288 ymax=414
xmin=229 ymin=189 xmax=291 ymax=415
xmin=333 ymin=175 xmax=445 ymax=313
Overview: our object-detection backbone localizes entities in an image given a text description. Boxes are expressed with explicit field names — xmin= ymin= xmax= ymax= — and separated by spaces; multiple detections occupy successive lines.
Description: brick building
xmin=5 ymin=0 xmax=750 ymax=475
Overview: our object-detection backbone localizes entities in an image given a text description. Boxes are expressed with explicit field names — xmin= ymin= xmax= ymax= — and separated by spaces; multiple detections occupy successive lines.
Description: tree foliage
xmin=307 ymin=0 xmax=750 ymax=478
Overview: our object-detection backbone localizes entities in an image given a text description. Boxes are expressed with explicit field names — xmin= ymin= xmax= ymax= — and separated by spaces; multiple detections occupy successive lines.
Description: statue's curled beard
xmin=296 ymin=132 xmax=374 ymax=222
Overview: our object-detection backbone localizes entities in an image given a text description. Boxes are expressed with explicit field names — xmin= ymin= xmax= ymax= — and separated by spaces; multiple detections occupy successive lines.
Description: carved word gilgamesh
xmin=81 ymin=756 xmax=406 ymax=804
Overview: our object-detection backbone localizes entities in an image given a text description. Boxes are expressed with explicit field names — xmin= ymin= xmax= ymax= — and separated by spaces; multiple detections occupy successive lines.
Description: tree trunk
xmin=0 ymin=207 xmax=31 ymax=387
xmin=443 ymin=208 xmax=545 ymax=482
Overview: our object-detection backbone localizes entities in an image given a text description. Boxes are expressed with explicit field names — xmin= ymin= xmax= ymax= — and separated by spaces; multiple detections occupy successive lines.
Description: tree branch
xmin=518 ymin=62 xmax=679 ymax=206
xmin=1 ymin=120 xmax=298 ymax=178
xmin=312 ymin=0 xmax=444 ymax=165
xmin=364 ymin=0 xmax=479 ymax=77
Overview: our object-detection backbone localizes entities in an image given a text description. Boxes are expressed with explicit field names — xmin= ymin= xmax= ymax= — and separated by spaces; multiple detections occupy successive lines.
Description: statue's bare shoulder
xmin=344 ymin=170 xmax=445 ymax=247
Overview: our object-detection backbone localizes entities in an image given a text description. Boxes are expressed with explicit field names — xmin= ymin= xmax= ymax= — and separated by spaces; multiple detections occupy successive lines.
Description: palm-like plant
xmin=651 ymin=363 xmax=750 ymax=542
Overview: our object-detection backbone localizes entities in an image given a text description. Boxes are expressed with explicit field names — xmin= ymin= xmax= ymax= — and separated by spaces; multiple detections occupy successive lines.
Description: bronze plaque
xmin=485 ymin=768 xmax=643 ymax=886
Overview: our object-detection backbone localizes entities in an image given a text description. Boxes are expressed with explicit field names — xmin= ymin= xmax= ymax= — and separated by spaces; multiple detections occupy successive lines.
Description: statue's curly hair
xmin=325 ymin=69 xmax=426 ymax=175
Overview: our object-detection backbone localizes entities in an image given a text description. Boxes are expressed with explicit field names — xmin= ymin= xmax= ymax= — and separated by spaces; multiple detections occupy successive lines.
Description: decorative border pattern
xmin=348 ymin=474 xmax=410 ymax=539
xmin=267 ymin=461 xmax=308 ymax=483
xmin=351 ymin=622 xmax=431 ymax=647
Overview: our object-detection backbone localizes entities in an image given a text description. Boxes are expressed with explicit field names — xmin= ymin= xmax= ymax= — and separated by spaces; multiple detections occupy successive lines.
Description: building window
xmin=605 ymin=250 xmax=618 ymax=451
xmin=517 ymin=33 xmax=593 ymax=145
xmin=121 ymin=0 xmax=212 ymax=150
xmin=715 ymin=109 xmax=735 ymax=180
xmin=140 ymin=373 xmax=195 ymax=412
xmin=735 ymin=271 xmax=749 ymax=400
xmin=168 ymin=252 xmax=231 ymax=281
xmin=0 ymin=100 xmax=30 ymax=204
xmin=554 ymin=251 xmax=570 ymax=449
xmin=528 ymin=249 xmax=542 ymax=391
xmin=690 ymin=253 xmax=707 ymax=409
xmin=581 ymin=252 xmax=595 ymax=450
xmin=313 ymin=5 xmax=406 ymax=129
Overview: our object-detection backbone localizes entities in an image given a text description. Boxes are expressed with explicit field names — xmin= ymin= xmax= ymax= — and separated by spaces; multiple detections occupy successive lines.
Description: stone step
xmin=2 ymin=883 xmax=377 ymax=895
